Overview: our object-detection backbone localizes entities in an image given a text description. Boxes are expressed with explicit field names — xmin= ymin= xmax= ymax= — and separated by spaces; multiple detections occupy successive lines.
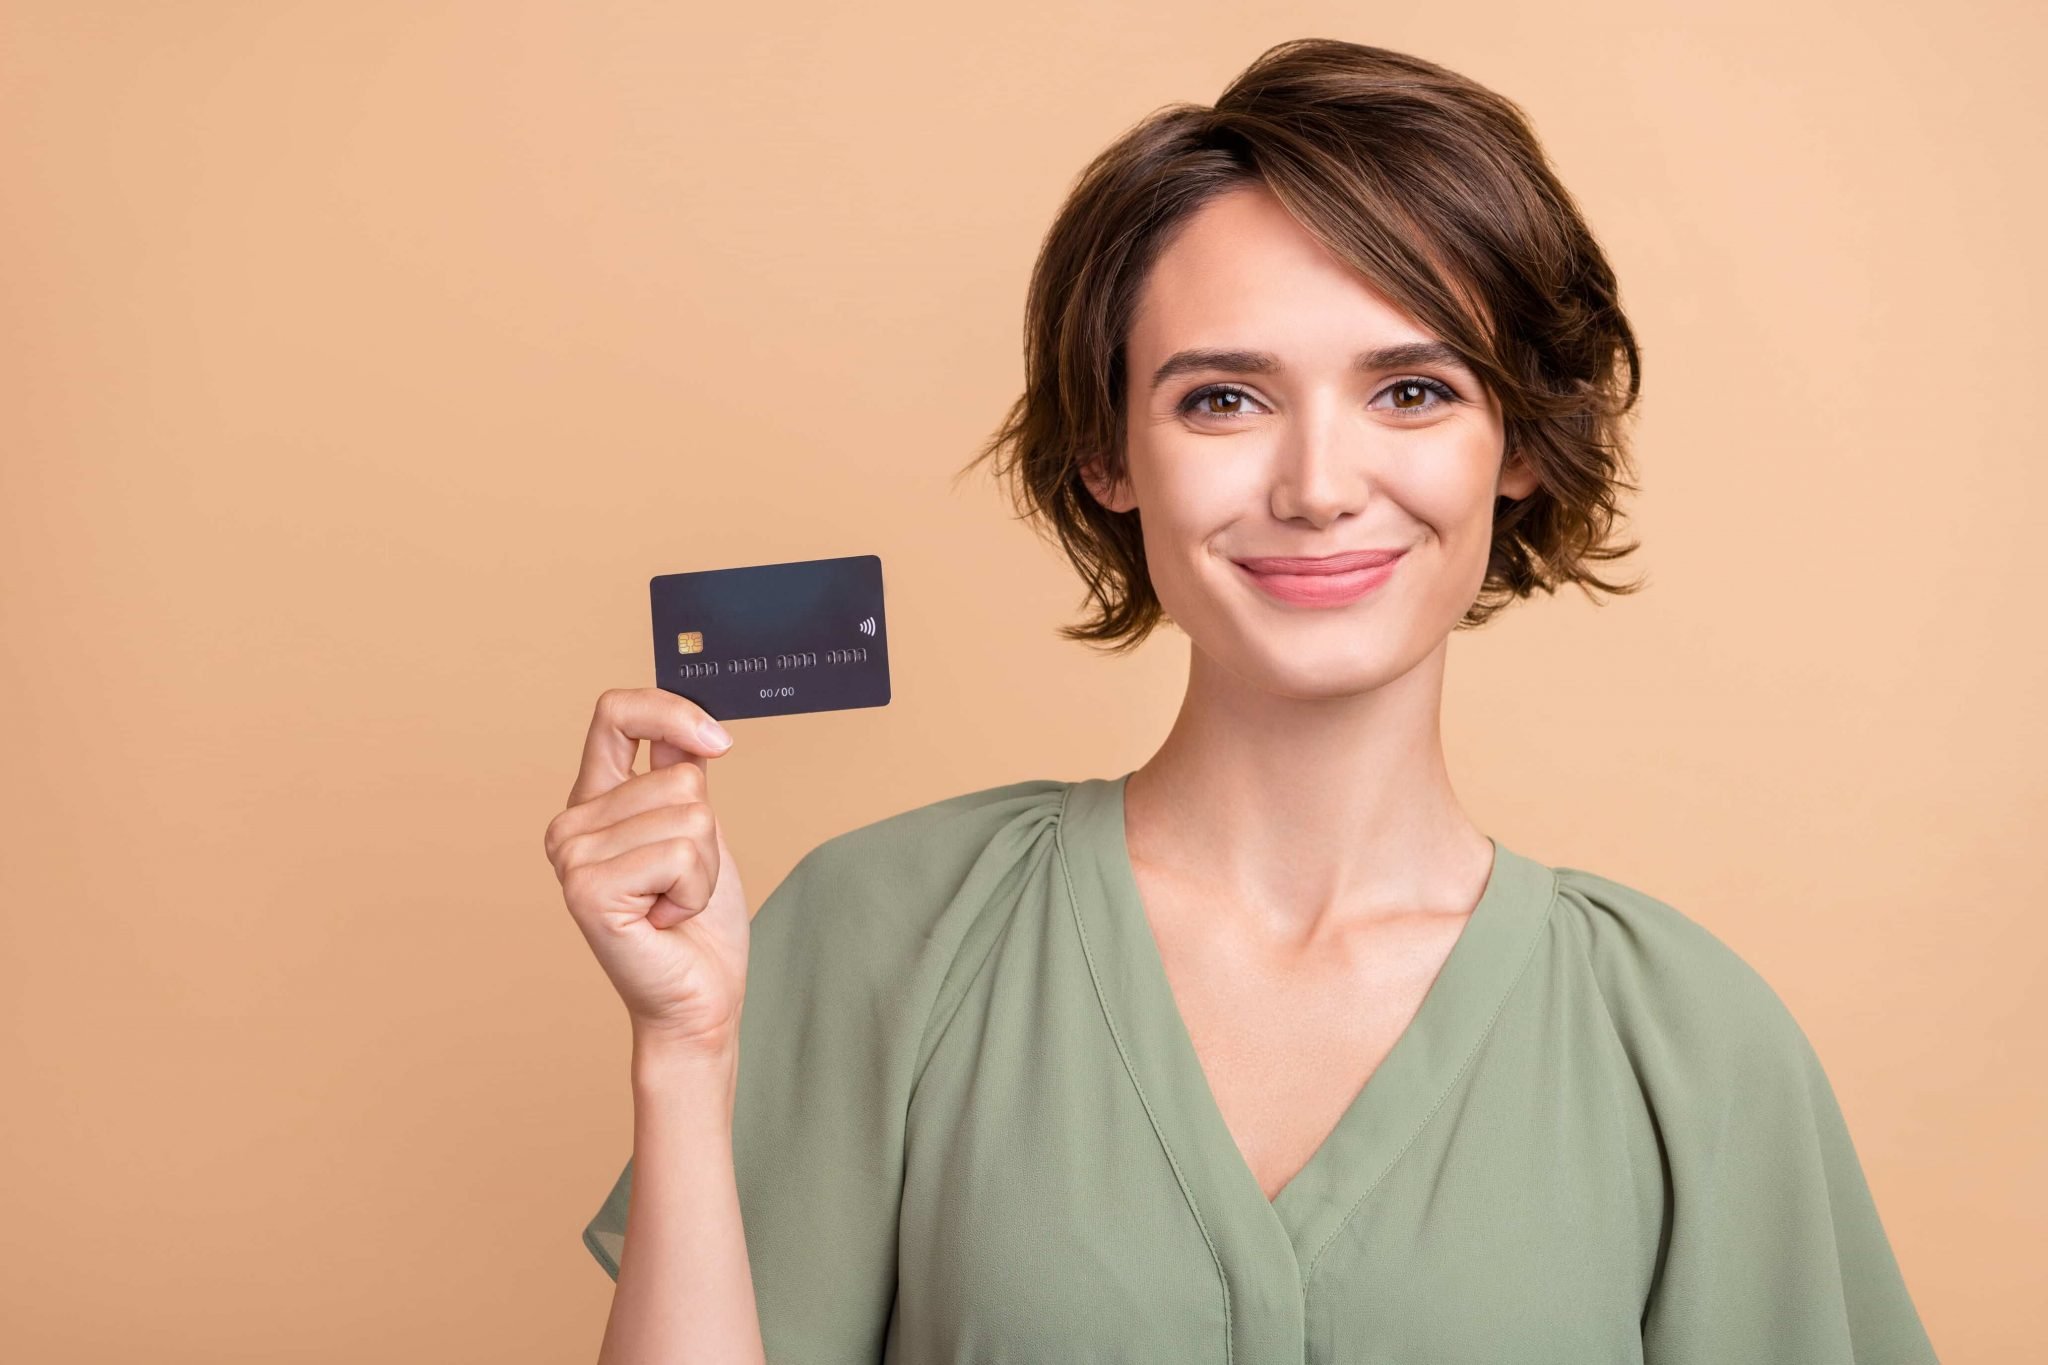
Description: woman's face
xmin=1083 ymin=182 xmax=1539 ymax=698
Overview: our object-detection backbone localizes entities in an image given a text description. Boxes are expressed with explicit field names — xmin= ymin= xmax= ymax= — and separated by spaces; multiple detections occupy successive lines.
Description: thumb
xmin=648 ymin=733 xmax=709 ymax=792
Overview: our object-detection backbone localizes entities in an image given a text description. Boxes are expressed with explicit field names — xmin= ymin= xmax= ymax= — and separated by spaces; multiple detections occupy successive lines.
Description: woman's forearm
xmin=595 ymin=1035 xmax=765 ymax=1365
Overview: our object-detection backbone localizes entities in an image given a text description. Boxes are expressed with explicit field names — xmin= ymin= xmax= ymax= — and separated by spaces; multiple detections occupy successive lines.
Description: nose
xmin=1267 ymin=409 xmax=1369 ymax=528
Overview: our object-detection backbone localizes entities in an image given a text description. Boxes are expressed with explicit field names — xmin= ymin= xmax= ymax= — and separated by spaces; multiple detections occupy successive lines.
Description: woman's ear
xmin=1497 ymin=444 xmax=1541 ymax=501
xmin=1079 ymin=454 xmax=1136 ymax=514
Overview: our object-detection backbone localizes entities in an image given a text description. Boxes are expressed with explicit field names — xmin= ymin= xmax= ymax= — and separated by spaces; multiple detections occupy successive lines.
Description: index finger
xmin=566 ymin=687 xmax=731 ymax=808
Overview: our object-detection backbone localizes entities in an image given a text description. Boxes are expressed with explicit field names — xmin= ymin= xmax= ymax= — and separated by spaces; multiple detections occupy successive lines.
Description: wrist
xmin=631 ymin=1028 xmax=739 ymax=1099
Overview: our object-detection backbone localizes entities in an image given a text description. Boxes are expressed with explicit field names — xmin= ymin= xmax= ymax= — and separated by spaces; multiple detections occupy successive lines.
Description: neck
xmin=1123 ymin=637 xmax=1493 ymax=950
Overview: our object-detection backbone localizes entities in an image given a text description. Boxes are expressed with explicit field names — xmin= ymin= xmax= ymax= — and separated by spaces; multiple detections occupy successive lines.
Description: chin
xmin=1222 ymin=637 xmax=1414 ymax=699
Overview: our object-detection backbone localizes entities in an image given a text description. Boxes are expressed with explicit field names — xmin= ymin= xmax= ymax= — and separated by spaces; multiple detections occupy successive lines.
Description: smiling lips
xmin=1231 ymin=547 xmax=1408 ymax=607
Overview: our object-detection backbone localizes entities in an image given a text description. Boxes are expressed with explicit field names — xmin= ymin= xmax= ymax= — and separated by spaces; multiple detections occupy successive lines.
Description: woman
xmin=553 ymin=38 xmax=1939 ymax=1363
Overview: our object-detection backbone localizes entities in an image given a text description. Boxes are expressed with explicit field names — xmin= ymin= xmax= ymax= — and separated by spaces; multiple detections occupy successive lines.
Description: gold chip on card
xmin=676 ymin=630 xmax=703 ymax=654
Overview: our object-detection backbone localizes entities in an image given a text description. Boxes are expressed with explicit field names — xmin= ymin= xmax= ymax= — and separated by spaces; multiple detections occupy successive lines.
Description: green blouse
xmin=582 ymin=773 xmax=1938 ymax=1363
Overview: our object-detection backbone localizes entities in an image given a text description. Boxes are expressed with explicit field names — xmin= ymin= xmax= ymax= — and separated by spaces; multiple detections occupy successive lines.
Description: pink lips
xmin=1231 ymin=548 xmax=1408 ymax=607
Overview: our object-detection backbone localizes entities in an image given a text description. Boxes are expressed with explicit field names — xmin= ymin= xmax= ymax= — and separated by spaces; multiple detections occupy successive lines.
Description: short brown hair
xmin=957 ymin=38 xmax=1647 ymax=653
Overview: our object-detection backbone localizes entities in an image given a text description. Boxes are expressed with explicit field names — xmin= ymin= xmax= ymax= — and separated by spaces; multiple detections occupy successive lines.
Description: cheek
xmin=1138 ymin=455 xmax=1255 ymax=535
xmin=1384 ymin=459 xmax=1497 ymax=542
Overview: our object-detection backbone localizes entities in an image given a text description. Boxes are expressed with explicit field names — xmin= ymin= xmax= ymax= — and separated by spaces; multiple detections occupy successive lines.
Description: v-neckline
xmin=1056 ymin=770 xmax=1558 ymax=1296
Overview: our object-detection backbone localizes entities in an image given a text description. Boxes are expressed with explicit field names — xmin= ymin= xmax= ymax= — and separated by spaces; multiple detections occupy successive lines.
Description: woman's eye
xmin=1372 ymin=377 xmax=1460 ymax=415
xmin=1177 ymin=384 xmax=1266 ymax=420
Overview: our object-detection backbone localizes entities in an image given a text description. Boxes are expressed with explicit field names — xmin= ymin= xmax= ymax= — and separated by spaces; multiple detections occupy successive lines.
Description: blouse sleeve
xmin=1554 ymin=867 xmax=1940 ymax=1363
xmin=580 ymin=779 xmax=1067 ymax=1360
xmin=1640 ymin=1003 xmax=1940 ymax=1363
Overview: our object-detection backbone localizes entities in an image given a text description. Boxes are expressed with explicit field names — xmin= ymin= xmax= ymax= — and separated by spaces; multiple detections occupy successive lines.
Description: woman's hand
xmin=545 ymin=687 xmax=750 ymax=1060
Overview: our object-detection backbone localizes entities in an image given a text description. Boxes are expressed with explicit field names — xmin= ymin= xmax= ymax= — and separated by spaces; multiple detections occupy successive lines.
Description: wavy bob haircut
xmin=958 ymin=37 xmax=1647 ymax=653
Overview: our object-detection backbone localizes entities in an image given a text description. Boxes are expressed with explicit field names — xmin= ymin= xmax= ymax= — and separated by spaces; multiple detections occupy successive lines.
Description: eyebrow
xmin=1147 ymin=341 xmax=1475 ymax=393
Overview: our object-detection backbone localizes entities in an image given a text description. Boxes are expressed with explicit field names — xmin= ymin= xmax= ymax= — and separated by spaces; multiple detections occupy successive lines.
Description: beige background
xmin=1 ymin=2 xmax=2038 ymax=1359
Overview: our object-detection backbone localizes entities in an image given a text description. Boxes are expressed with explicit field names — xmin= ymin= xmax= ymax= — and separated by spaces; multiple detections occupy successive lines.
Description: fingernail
xmin=699 ymin=719 xmax=733 ymax=750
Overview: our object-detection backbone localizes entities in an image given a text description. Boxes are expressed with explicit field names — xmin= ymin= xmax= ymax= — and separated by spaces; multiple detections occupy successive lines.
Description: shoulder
xmin=798 ymin=775 xmax=1072 ymax=891
xmin=1543 ymin=861 xmax=1822 ymax=1089
xmin=749 ymin=776 xmax=1072 ymax=994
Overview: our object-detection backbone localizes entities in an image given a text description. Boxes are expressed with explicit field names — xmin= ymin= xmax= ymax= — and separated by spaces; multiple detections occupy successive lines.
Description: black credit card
xmin=649 ymin=554 xmax=891 ymax=722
